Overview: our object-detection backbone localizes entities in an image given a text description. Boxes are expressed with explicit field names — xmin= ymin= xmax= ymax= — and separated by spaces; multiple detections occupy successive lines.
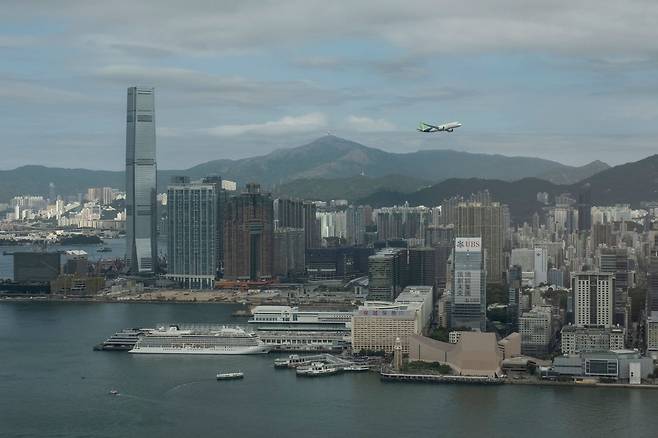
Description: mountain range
xmin=358 ymin=154 xmax=658 ymax=222
xmin=0 ymin=135 xmax=608 ymax=202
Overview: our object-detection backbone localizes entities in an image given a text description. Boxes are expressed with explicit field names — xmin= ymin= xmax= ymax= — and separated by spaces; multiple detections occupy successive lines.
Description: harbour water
xmin=1 ymin=302 xmax=657 ymax=437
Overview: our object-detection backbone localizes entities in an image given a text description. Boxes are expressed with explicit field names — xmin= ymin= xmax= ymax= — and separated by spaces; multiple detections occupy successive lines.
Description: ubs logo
xmin=456 ymin=239 xmax=480 ymax=249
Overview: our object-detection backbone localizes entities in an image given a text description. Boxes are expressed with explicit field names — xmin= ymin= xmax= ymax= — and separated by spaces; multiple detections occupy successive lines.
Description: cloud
xmin=5 ymin=1 xmax=658 ymax=59
xmin=346 ymin=116 xmax=397 ymax=132
xmin=0 ymin=78 xmax=90 ymax=104
xmin=204 ymin=113 xmax=328 ymax=137
xmin=92 ymin=65 xmax=354 ymax=107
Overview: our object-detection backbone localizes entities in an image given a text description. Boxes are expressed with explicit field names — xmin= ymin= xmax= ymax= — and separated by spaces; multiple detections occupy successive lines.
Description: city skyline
xmin=3 ymin=1 xmax=658 ymax=169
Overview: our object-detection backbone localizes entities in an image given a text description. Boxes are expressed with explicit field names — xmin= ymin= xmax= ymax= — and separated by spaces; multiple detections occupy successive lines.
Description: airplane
xmin=417 ymin=121 xmax=462 ymax=133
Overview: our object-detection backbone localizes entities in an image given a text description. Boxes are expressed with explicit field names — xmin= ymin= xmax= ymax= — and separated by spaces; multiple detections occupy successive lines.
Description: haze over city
xmin=3 ymin=0 xmax=658 ymax=169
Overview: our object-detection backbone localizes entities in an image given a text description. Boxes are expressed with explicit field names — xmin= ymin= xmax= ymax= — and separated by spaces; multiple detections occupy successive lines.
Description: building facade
xmin=560 ymin=325 xmax=625 ymax=354
xmin=367 ymin=248 xmax=407 ymax=301
xmin=519 ymin=306 xmax=552 ymax=356
xmin=571 ymin=272 xmax=615 ymax=327
xmin=125 ymin=86 xmax=157 ymax=274
xmin=223 ymin=183 xmax=274 ymax=280
xmin=166 ymin=178 xmax=219 ymax=288
xmin=451 ymin=237 xmax=486 ymax=331
xmin=351 ymin=302 xmax=422 ymax=353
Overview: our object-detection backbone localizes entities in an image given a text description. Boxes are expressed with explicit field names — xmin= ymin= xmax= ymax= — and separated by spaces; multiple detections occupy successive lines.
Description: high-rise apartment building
xmin=223 ymin=183 xmax=274 ymax=280
xmin=571 ymin=272 xmax=615 ymax=327
xmin=125 ymin=86 xmax=157 ymax=274
xmin=166 ymin=177 xmax=219 ymax=288
xmin=451 ymin=237 xmax=486 ymax=331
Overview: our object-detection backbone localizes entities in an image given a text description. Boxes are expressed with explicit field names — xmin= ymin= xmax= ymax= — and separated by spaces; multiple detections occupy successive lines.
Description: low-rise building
xmin=561 ymin=324 xmax=625 ymax=354
xmin=407 ymin=332 xmax=520 ymax=378
xmin=546 ymin=350 xmax=652 ymax=383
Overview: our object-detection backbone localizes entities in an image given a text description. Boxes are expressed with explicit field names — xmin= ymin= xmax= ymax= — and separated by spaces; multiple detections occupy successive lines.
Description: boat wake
xmin=163 ymin=379 xmax=215 ymax=395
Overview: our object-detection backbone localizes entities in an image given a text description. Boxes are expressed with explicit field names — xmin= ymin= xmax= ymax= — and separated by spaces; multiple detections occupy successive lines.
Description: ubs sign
xmin=455 ymin=237 xmax=482 ymax=252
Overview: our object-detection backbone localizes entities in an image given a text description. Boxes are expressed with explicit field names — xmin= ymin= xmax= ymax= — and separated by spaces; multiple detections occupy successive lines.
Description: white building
xmin=561 ymin=325 xmax=625 ymax=354
xmin=395 ymin=285 xmax=434 ymax=331
xmin=351 ymin=301 xmax=422 ymax=353
xmin=571 ymin=272 xmax=615 ymax=327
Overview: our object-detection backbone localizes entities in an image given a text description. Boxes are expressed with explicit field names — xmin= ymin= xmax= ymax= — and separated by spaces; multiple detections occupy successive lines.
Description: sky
xmin=2 ymin=0 xmax=658 ymax=170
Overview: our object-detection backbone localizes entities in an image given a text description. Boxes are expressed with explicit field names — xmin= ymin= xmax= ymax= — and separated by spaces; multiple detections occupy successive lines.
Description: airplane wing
xmin=418 ymin=122 xmax=439 ymax=132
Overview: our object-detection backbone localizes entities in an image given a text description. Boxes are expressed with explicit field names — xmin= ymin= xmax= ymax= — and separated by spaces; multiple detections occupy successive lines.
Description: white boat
xmin=343 ymin=365 xmax=369 ymax=372
xmin=296 ymin=362 xmax=339 ymax=377
xmin=129 ymin=325 xmax=270 ymax=355
xmin=216 ymin=372 xmax=244 ymax=380
xmin=273 ymin=354 xmax=308 ymax=368
xmin=109 ymin=389 xmax=119 ymax=395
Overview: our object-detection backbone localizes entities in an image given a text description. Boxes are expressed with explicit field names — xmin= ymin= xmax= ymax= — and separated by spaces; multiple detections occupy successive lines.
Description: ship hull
xmin=129 ymin=344 xmax=270 ymax=355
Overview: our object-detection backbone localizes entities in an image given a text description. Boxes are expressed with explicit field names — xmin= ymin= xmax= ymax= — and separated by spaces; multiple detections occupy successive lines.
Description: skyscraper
xmin=166 ymin=177 xmax=219 ymax=288
xmin=223 ymin=183 xmax=274 ymax=280
xmin=451 ymin=237 xmax=486 ymax=331
xmin=444 ymin=199 xmax=504 ymax=284
xmin=125 ymin=87 xmax=157 ymax=274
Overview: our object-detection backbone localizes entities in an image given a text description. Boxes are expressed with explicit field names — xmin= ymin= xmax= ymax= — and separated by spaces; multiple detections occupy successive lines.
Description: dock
xmin=380 ymin=371 xmax=503 ymax=385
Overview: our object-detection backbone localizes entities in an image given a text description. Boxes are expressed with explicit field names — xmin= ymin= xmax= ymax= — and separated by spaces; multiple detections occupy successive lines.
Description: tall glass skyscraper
xmin=125 ymin=87 xmax=157 ymax=274
xmin=166 ymin=177 xmax=219 ymax=288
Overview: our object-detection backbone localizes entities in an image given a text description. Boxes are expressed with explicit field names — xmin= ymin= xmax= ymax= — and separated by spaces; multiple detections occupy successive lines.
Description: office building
xmin=223 ymin=183 xmax=274 ymax=280
xmin=451 ymin=237 xmax=486 ymax=331
xmin=448 ymin=200 xmax=504 ymax=284
xmin=125 ymin=86 xmax=157 ymax=274
xmin=576 ymin=184 xmax=592 ymax=232
xmin=305 ymin=247 xmax=372 ymax=281
xmin=273 ymin=228 xmax=305 ymax=279
xmin=408 ymin=247 xmax=441 ymax=288
xmin=166 ymin=177 xmax=220 ymax=288
xmin=367 ymin=248 xmax=408 ymax=301
xmin=303 ymin=201 xmax=321 ymax=249
xmin=571 ymin=272 xmax=615 ymax=327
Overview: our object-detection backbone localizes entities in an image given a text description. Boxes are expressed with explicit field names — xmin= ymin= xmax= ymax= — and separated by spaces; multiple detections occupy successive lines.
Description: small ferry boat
xmin=296 ymin=362 xmax=339 ymax=377
xmin=109 ymin=389 xmax=119 ymax=396
xmin=343 ymin=365 xmax=369 ymax=373
xmin=273 ymin=354 xmax=308 ymax=368
xmin=216 ymin=372 xmax=244 ymax=380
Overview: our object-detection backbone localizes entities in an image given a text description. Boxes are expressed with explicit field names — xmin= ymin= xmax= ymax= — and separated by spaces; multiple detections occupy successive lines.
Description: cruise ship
xmin=129 ymin=325 xmax=270 ymax=355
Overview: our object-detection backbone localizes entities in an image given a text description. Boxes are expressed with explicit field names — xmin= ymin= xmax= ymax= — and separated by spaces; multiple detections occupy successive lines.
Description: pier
xmin=380 ymin=371 xmax=503 ymax=385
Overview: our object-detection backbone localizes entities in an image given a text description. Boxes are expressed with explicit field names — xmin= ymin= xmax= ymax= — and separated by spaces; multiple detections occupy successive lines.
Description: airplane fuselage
xmin=418 ymin=121 xmax=462 ymax=133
